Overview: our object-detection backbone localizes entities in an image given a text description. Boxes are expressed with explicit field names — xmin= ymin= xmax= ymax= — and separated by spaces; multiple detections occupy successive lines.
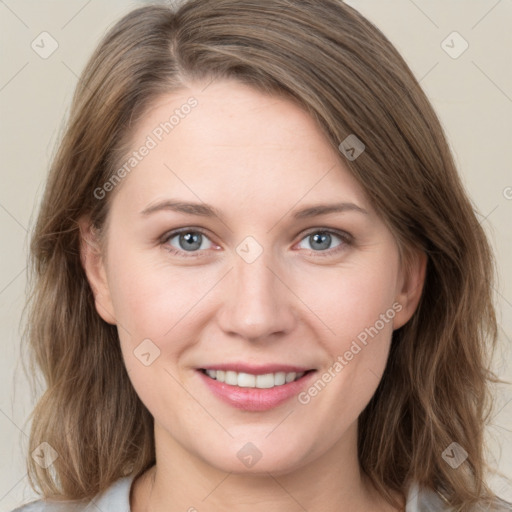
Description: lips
xmin=197 ymin=363 xmax=316 ymax=411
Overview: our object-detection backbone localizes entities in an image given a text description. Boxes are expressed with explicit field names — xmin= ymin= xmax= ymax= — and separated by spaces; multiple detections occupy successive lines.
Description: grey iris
xmin=310 ymin=232 xmax=331 ymax=250
xmin=180 ymin=232 xmax=202 ymax=251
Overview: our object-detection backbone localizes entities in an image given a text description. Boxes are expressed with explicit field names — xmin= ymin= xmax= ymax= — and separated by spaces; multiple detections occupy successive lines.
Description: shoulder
xmin=11 ymin=474 xmax=136 ymax=512
xmin=407 ymin=481 xmax=512 ymax=512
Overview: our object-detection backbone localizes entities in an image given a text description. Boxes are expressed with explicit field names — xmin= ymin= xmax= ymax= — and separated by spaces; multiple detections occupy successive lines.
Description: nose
xmin=216 ymin=249 xmax=297 ymax=343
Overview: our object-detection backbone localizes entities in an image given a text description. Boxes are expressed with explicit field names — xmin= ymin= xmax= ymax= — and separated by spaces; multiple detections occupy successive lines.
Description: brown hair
xmin=21 ymin=1 xmax=510 ymax=510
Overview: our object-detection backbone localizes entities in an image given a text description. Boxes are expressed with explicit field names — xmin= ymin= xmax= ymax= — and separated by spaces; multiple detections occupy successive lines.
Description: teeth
xmin=203 ymin=369 xmax=306 ymax=388
xmin=225 ymin=371 xmax=238 ymax=385
xmin=285 ymin=372 xmax=296 ymax=383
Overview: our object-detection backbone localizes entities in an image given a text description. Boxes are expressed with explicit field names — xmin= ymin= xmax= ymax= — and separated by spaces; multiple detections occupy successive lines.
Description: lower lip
xmin=198 ymin=370 xmax=316 ymax=411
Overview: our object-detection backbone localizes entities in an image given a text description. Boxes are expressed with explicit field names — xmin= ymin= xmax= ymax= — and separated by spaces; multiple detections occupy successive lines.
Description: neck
xmin=131 ymin=422 xmax=404 ymax=512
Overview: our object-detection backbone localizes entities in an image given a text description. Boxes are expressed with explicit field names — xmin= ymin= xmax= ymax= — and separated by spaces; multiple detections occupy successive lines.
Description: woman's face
xmin=81 ymin=78 xmax=424 ymax=475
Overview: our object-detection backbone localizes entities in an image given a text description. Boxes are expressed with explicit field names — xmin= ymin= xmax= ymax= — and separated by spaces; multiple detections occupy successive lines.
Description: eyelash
xmin=160 ymin=227 xmax=353 ymax=259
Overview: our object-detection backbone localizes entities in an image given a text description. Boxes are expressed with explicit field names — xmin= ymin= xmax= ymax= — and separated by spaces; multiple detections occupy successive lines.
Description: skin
xmin=80 ymin=78 xmax=426 ymax=512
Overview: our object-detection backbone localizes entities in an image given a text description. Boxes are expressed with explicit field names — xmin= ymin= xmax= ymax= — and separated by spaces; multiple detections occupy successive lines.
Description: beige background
xmin=1 ymin=0 xmax=511 ymax=509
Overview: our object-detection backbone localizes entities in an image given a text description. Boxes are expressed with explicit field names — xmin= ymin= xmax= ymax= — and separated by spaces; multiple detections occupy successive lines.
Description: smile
xmin=197 ymin=366 xmax=317 ymax=411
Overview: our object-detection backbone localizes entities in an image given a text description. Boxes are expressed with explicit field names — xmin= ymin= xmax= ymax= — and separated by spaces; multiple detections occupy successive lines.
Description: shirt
xmin=11 ymin=473 xmax=512 ymax=511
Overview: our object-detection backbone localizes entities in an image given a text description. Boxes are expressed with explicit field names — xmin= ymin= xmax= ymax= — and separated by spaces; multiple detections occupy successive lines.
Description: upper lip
xmin=199 ymin=363 xmax=315 ymax=375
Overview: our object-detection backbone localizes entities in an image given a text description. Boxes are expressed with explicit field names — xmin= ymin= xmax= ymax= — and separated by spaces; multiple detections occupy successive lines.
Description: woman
xmin=13 ymin=0 xmax=511 ymax=511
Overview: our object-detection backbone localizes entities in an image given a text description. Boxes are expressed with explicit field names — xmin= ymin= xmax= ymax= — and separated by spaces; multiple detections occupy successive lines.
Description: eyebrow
xmin=140 ymin=200 xmax=368 ymax=219
xmin=292 ymin=202 xmax=368 ymax=218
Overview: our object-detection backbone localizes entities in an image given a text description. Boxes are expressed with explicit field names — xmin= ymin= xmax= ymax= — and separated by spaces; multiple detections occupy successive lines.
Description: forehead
xmin=133 ymin=79 xmax=334 ymax=153
xmin=110 ymin=79 xmax=369 ymax=216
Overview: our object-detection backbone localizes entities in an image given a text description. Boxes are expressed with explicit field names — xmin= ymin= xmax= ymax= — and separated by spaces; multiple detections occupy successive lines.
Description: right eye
xmin=161 ymin=228 xmax=216 ymax=257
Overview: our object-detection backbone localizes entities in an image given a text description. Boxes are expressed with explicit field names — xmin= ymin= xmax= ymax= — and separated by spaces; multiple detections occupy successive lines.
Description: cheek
xmin=107 ymin=253 xmax=202 ymax=414
xmin=294 ymin=264 xmax=399 ymax=422
xmin=298 ymin=258 xmax=399 ymax=350
xmin=107 ymin=249 xmax=232 ymax=402
xmin=107 ymin=249 xmax=203 ymax=349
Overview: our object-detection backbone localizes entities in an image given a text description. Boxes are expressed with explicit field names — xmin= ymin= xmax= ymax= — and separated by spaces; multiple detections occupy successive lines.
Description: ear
xmin=392 ymin=247 xmax=427 ymax=330
xmin=78 ymin=216 xmax=117 ymax=325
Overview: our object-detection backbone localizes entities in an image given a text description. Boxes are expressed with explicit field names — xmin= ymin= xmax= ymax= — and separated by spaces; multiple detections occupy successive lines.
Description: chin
xmin=192 ymin=433 xmax=315 ymax=476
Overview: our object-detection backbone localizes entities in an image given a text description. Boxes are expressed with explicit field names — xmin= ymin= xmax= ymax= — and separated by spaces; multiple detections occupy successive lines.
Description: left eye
xmin=296 ymin=230 xmax=346 ymax=253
